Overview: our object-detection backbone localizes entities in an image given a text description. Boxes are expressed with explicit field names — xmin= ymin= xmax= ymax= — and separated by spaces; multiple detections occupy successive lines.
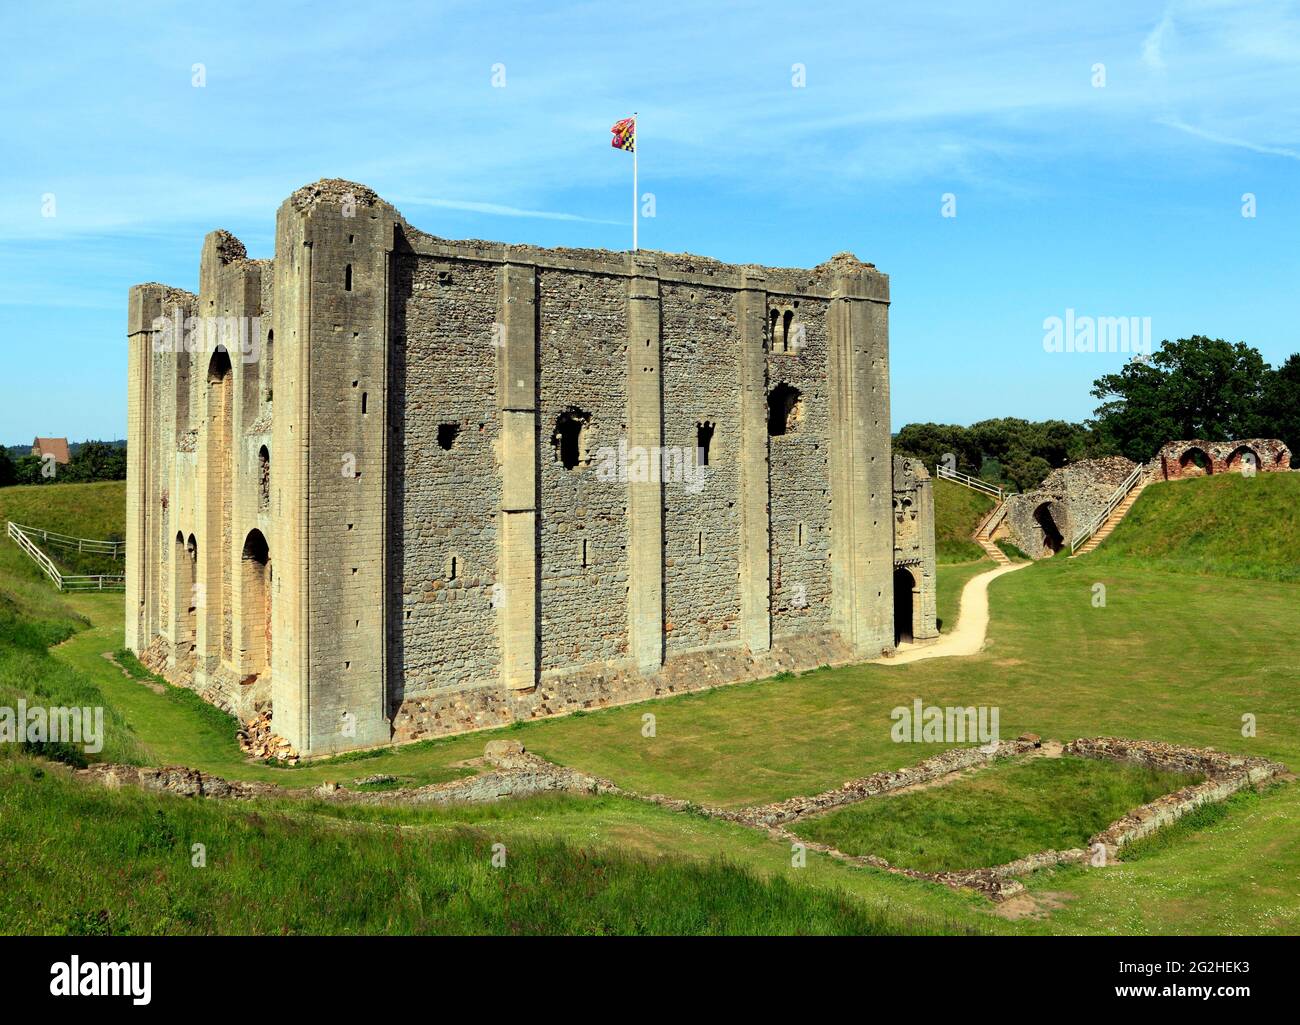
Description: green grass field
xmin=2 ymin=476 xmax=1299 ymax=934
xmin=791 ymin=756 xmax=1196 ymax=872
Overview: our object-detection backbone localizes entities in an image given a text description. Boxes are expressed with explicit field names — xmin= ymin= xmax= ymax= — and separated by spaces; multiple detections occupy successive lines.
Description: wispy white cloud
xmin=390 ymin=196 xmax=622 ymax=225
xmin=1142 ymin=3 xmax=1176 ymax=69
xmin=1156 ymin=116 xmax=1300 ymax=161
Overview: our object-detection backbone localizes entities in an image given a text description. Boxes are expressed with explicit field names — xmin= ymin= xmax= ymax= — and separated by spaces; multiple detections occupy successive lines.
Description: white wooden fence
xmin=5 ymin=521 xmax=126 ymax=592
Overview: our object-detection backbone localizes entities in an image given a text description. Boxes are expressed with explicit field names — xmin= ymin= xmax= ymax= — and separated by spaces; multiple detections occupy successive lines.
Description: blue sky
xmin=2 ymin=0 xmax=1297 ymax=442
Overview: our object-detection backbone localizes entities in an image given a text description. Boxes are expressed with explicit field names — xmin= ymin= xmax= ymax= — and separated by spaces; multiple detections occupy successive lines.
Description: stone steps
xmin=975 ymin=535 xmax=1013 ymax=566
xmin=1070 ymin=476 xmax=1151 ymax=557
xmin=972 ymin=497 xmax=1014 ymax=565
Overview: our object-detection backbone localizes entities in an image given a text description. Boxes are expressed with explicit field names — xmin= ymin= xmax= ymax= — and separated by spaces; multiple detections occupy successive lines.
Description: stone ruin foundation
xmin=74 ymin=727 xmax=1289 ymax=903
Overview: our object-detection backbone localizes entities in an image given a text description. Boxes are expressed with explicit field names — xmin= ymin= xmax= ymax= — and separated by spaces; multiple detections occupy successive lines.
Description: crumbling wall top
xmin=289 ymin=177 xmax=381 ymax=213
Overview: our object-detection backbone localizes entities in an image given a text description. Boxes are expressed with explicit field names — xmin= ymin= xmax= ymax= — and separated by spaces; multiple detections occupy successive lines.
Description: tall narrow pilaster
xmin=497 ymin=262 xmax=539 ymax=690
xmin=125 ymin=286 xmax=158 ymax=651
xmin=735 ymin=272 xmax=771 ymax=653
xmin=828 ymin=264 xmax=893 ymax=655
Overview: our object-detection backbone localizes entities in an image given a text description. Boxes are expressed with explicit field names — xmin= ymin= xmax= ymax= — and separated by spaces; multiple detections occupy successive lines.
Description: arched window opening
xmin=552 ymin=408 xmax=593 ymax=470
xmin=767 ymin=383 xmax=802 ymax=437
xmin=257 ymin=446 xmax=270 ymax=510
xmin=264 ymin=329 xmax=274 ymax=403
xmin=696 ymin=421 xmax=715 ymax=466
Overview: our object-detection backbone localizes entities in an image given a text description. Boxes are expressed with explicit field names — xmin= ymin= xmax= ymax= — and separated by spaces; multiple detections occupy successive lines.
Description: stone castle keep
xmin=126 ymin=179 xmax=936 ymax=757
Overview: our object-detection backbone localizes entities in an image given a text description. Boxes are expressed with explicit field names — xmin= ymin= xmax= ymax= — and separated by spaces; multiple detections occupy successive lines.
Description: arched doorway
xmin=1033 ymin=502 xmax=1064 ymax=556
xmin=893 ymin=566 xmax=917 ymax=646
xmin=241 ymin=529 xmax=271 ymax=681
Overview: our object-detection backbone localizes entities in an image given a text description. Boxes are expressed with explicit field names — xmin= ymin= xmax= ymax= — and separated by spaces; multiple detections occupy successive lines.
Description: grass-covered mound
xmin=1089 ymin=472 xmax=1300 ymax=582
xmin=790 ymin=756 xmax=1196 ymax=873
xmin=933 ymin=478 xmax=995 ymax=564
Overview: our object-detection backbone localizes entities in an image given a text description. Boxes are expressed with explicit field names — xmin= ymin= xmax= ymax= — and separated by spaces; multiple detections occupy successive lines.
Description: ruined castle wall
xmin=128 ymin=180 xmax=925 ymax=757
xmin=536 ymin=269 xmax=630 ymax=672
xmin=892 ymin=456 xmax=938 ymax=642
xmin=1158 ymin=438 xmax=1292 ymax=479
xmin=660 ymin=282 xmax=742 ymax=654
xmin=389 ymin=253 xmax=502 ymax=699
xmin=767 ymin=298 xmax=833 ymax=634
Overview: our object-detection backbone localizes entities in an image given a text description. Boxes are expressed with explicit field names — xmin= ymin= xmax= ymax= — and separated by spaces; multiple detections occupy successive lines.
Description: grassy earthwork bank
xmin=1088 ymin=472 xmax=1300 ymax=582
xmin=2 ymin=478 xmax=1299 ymax=934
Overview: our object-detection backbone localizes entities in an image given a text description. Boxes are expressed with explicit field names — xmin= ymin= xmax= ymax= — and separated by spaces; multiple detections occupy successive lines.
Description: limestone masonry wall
xmin=126 ymin=178 xmax=936 ymax=756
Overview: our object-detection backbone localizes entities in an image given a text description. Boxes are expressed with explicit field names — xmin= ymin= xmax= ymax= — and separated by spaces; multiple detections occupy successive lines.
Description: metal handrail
xmin=935 ymin=464 xmax=1004 ymax=500
xmin=1069 ymin=462 xmax=1148 ymax=554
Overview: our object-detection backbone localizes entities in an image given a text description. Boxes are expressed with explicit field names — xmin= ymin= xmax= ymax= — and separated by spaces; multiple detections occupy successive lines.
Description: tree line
xmin=895 ymin=335 xmax=1299 ymax=492
xmin=0 ymin=441 xmax=127 ymax=487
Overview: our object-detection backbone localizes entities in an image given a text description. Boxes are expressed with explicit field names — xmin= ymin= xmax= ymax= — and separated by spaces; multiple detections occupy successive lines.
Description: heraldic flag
xmin=610 ymin=116 xmax=636 ymax=152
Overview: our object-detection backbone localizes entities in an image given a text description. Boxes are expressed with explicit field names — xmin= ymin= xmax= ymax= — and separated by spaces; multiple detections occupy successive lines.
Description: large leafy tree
xmin=1258 ymin=353 xmax=1300 ymax=461
xmin=892 ymin=422 xmax=979 ymax=477
xmin=63 ymin=441 xmax=127 ymax=483
xmin=894 ymin=418 xmax=1109 ymax=492
xmin=12 ymin=455 xmax=47 ymax=485
xmin=1090 ymin=336 xmax=1269 ymax=461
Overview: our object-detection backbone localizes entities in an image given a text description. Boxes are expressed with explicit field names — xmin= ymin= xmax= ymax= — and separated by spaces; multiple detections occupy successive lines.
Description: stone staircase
xmin=1069 ymin=463 xmax=1154 ymax=558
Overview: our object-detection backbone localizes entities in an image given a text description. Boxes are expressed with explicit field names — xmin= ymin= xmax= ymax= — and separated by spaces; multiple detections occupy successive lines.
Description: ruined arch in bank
xmin=1225 ymin=445 xmax=1259 ymax=474
xmin=1178 ymin=446 xmax=1213 ymax=476
xmin=1032 ymin=501 xmax=1065 ymax=556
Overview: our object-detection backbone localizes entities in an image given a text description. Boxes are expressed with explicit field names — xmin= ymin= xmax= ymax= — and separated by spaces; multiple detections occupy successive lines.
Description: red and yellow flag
xmin=610 ymin=116 xmax=636 ymax=152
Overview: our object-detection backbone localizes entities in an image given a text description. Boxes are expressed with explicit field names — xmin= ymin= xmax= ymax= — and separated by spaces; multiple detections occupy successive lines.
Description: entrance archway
xmin=893 ymin=566 xmax=917 ymax=646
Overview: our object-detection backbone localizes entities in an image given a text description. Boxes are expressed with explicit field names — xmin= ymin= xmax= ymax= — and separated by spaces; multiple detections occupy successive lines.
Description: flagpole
xmin=626 ymin=111 xmax=631 ymax=249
